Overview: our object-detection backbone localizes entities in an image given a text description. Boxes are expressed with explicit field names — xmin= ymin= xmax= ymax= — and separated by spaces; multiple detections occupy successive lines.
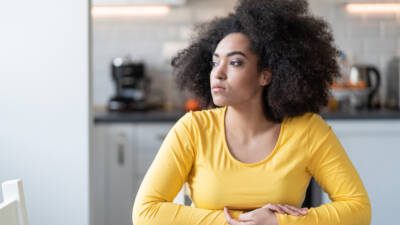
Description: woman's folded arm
xmin=132 ymin=113 xmax=241 ymax=225
xmin=277 ymin=115 xmax=371 ymax=225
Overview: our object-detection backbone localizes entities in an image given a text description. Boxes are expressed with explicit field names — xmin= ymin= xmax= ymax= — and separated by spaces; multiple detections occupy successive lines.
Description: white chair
xmin=0 ymin=179 xmax=29 ymax=225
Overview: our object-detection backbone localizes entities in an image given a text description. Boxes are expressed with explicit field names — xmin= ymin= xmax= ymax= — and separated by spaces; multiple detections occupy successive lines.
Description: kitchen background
xmin=91 ymin=1 xmax=400 ymax=225
xmin=92 ymin=0 xmax=400 ymax=111
xmin=1 ymin=1 xmax=399 ymax=225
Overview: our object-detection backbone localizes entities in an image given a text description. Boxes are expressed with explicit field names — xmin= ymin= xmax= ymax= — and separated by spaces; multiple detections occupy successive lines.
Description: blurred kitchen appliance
xmin=386 ymin=57 xmax=400 ymax=109
xmin=108 ymin=57 xmax=151 ymax=111
xmin=331 ymin=63 xmax=381 ymax=111
xmin=348 ymin=64 xmax=381 ymax=109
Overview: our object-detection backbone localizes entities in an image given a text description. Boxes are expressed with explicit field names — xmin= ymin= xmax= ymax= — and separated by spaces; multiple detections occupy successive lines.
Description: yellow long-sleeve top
xmin=133 ymin=106 xmax=371 ymax=225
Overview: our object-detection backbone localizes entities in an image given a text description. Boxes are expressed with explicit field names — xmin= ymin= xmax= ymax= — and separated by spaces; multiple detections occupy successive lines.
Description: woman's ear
xmin=259 ymin=69 xmax=272 ymax=86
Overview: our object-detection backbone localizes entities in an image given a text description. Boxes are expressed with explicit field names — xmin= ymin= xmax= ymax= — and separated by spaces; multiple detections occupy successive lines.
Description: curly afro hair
xmin=171 ymin=0 xmax=339 ymax=122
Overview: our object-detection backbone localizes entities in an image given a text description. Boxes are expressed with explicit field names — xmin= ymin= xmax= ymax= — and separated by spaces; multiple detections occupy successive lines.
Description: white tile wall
xmin=92 ymin=0 xmax=400 ymax=107
xmin=309 ymin=0 xmax=400 ymax=102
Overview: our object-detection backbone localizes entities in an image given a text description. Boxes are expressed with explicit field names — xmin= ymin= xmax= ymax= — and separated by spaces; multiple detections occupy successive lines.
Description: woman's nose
xmin=213 ymin=62 xmax=227 ymax=80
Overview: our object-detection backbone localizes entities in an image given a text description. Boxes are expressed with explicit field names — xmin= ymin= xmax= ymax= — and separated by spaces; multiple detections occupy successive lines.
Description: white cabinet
xmin=107 ymin=125 xmax=137 ymax=225
xmin=93 ymin=124 xmax=137 ymax=225
xmin=136 ymin=123 xmax=172 ymax=178
xmin=92 ymin=125 xmax=108 ymax=225
xmin=135 ymin=123 xmax=186 ymax=205
xmin=322 ymin=120 xmax=400 ymax=225
xmin=93 ymin=122 xmax=186 ymax=225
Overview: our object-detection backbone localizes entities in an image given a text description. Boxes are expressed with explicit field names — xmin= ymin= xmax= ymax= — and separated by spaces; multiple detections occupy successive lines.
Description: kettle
xmin=349 ymin=65 xmax=381 ymax=109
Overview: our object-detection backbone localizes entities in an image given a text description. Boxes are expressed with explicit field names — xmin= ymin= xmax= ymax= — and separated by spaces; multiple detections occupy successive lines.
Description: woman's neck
xmin=225 ymin=102 xmax=278 ymax=139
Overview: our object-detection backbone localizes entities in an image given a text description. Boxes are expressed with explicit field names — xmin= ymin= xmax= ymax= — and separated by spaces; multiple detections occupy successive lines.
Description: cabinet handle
xmin=117 ymin=143 xmax=124 ymax=166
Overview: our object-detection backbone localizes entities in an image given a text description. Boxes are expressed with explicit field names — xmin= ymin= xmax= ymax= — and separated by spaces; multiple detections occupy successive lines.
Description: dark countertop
xmin=94 ymin=110 xmax=186 ymax=123
xmin=94 ymin=108 xmax=400 ymax=123
xmin=321 ymin=109 xmax=400 ymax=120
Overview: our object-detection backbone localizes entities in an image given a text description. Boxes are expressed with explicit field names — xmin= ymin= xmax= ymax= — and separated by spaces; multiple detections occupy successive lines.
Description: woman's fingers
xmin=228 ymin=219 xmax=250 ymax=225
xmin=238 ymin=211 xmax=253 ymax=221
xmin=262 ymin=204 xmax=285 ymax=214
xmin=275 ymin=204 xmax=297 ymax=215
xmin=283 ymin=204 xmax=308 ymax=215
xmin=224 ymin=207 xmax=233 ymax=223
xmin=278 ymin=204 xmax=300 ymax=216
xmin=263 ymin=203 xmax=308 ymax=216
xmin=224 ymin=207 xmax=250 ymax=225
xmin=278 ymin=204 xmax=307 ymax=216
xmin=225 ymin=204 xmax=308 ymax=225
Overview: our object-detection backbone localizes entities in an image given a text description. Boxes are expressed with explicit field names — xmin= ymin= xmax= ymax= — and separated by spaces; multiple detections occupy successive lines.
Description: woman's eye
xmin=211 ymin=61 xmax=219 ymax=67
xmin=230 ymin=60 xmax=243 ymax=67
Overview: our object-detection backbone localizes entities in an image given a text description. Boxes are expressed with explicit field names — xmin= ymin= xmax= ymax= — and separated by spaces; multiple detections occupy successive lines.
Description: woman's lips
xmin=212 ymin=87 xmax=225 ymax=92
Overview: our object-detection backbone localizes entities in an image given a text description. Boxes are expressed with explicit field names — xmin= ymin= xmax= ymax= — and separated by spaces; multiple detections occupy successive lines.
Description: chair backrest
xmin=0 ymin=179 xmax=29 ymax=225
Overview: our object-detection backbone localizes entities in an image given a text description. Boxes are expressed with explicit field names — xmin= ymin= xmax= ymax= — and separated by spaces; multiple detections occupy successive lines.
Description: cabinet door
xmin=92 ymin=125 xmax=108 ymax=225
xmin=135 ymin=123 xmax=186 ymax=204
xmin=106 ymin=124 xmax=136 ymax=225
xmin=324 ymin=120 xmax=400 ymax=225
xmin=136 ymin=123 xmax=173 ymax=177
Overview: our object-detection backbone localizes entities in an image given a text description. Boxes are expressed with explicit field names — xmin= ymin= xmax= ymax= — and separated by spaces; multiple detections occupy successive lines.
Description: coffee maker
xmin=108 ymin=57 xmax=151 ymax=111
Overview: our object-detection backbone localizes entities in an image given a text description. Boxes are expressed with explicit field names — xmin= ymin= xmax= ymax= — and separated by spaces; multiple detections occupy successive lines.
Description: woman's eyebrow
xmin=213 ymin=51 xmax=247 ymax=58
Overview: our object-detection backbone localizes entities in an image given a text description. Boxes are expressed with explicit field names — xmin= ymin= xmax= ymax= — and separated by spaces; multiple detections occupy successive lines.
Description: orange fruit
xmin=185 ymin=99 xmax=200 ymax=111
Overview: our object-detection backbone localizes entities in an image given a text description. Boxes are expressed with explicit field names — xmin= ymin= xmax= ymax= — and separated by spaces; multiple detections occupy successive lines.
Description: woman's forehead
xmin=214 ymin=33 xmax=251 ymax=55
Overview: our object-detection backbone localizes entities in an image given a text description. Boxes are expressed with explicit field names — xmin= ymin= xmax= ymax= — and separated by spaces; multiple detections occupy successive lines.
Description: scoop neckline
xmin=221 ymin=106 xmax=285 ymax=167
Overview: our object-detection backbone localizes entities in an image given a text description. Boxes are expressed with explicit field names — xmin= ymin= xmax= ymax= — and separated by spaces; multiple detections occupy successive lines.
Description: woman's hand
xmin=262 ymin=203 xmax=308 ymax=216
xmin=224 ymin=207 xmax=278 ymax=225
xmin=224 ymin=204 xmax=308 ymax=225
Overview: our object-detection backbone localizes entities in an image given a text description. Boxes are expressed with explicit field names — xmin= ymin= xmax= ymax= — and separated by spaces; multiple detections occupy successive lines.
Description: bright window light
xmin=346 ymin=3 xmax=400 ymax=14
xmin=92 ymin=5 xmax=170 ymax=18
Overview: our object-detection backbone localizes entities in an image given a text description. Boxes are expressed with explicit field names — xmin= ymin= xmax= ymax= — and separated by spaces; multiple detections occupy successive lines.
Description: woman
xmin=133 ymin=0 xmax=371 ymax=224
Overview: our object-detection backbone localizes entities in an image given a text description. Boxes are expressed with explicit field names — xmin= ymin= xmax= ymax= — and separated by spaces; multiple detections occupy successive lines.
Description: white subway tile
xmin=382 ymin=21 xmax=400 ymax=37
xmin=354 ymin=52 xmax=380 ymax=65
xmin=335 ymin=37 xmax=364 ymax=54
xmin=346 ymin=21 xmax=381 ymax=38
xmin=363 ymin=37 xmax=397 ymax=54
xmin=397 ymin=38 xmax=400 ymax=57
xmin=345 ymin=11 xmax=397 ymax=21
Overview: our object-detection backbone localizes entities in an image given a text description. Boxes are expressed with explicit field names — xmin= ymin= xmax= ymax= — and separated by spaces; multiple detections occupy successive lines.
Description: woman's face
xmin=210 ymin=32 xmax=270 ymax=107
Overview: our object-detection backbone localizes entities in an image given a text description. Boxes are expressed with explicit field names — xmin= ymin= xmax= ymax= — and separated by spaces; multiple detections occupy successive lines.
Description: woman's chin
xmin=212 ymin=98 xmax=228 ymax=107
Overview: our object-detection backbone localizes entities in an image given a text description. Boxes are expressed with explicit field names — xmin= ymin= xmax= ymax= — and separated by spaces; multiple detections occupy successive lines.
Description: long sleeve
xmin=132 ymin=112 xmax=241 ymax=225
xmin=277 ymin=115 xmax=371 ymax=225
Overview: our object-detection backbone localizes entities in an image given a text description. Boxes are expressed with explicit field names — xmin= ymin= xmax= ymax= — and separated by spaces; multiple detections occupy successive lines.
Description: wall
xmin=92 ymin=0 xmax=400 ymax=108
xmin=0 ymin=0 xmax=90 ymax=225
